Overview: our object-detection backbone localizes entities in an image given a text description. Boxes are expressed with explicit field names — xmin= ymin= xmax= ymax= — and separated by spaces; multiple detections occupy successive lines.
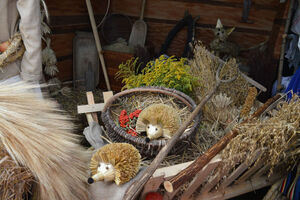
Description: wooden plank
xmin=47 ymin=0 xmax=107 ymax=16
xmin=213 ymin=0 xmax=280 ymax=7
xmin=103 ymin=91 xmax=113 ymax=103
xmin=253 ymin=163 xmax=271 ymax=178
xmin=199 ymin=173 xmax=222 ymax=194
xmin=56 ymin=59 xmax=73 ymax=81
xmin=236 ymin=159 xmax=266 ymax=183
xmin=77 ymin=103 xmax=105 ymax=114
xmin=273 ymin=25 xmax=285 ymax=58
xmin=181 ymin=156 xmax=222 ymax=200
xmin=86 ymin=92 xmax=99 ymax=122
xmin=195 ymin=173 xmax=282 ymax=200
xmin=111 ymin=0 xmax=277 ymax=31
xmin=147 ymin=21 xmax=269 ymax=57
xmin=140 ymin=176 xmax=165 ymax=200
xmin=219 ymin=149 xmax=263 ymax=189
xmin=50 ymin=33 xmax=75 ymax=58
xmin=153 ymin=161 xmax=194 ymax=178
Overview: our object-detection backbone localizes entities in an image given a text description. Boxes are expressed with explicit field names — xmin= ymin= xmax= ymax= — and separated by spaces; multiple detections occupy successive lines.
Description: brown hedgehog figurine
xmin=136 ymin=104 xmax=181 ymax=140
xmin=88 ymin=143 xmax=141 ymax=185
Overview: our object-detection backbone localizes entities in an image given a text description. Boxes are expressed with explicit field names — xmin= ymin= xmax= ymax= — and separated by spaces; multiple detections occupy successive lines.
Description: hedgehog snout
xmin=89 ymin=162 xmax=115 ymax=183
xmin=146 ymin=124 xmax=163 ymax=140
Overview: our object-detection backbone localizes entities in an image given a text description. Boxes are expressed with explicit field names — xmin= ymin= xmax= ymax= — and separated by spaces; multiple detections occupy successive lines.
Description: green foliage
xmin=116 ymin=55 xmax=198 ymax=95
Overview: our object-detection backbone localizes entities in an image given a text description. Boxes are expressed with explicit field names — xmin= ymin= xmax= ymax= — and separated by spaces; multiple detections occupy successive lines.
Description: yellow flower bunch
xmin=116 ymin=55 xmax=197 ymax=95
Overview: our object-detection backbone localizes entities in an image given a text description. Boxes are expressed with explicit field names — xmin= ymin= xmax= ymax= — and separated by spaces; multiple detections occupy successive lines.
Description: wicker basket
xmin=101 ymin=87 xmax=201 ymax=157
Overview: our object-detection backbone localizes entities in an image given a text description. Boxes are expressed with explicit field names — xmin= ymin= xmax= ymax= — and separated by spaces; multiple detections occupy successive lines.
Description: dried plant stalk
xmin=240 ymin=87 xmax=258 ymax=118
xmin=220 ymin=94 xmax=300 ymax=177
xmin=0 ymin=146 xmax=34 ymax=200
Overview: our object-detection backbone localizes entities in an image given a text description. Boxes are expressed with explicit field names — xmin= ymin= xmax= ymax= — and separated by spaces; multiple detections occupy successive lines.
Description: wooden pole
xmin=276 ymin=0 xmax=295 ymax=92
xmin=85 ymin=0 xmax=111 ymax=91
xmin=164 ymin=94 xmax=281 ymax=193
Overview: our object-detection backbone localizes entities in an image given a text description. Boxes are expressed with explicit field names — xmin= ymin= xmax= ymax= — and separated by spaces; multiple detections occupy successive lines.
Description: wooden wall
xmin=47 ymin=0 xmax=107 ymax=82
xmin=47 ymin=0 xmax=289 ymax=93
xmin=109 ymin=0 xmax=282 ymax=56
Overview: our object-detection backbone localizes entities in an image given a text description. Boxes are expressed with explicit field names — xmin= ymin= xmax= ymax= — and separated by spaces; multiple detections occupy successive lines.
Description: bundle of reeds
xmin=190 ymin=42 xmax=250 ymax=125
xmin=0 ymin=82 xmax=91 ymax=200
xmin=190 ymin=42 xmax=250 ymax=107
xmin=0 ymin=147 xmax=34 ymax=200
xmin=220 ymin=94 xmax=300 ymax=177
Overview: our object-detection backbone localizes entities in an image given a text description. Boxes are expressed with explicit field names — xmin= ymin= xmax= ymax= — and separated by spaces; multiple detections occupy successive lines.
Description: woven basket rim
xmin=102 ymin=86 xmax=201 ymax=147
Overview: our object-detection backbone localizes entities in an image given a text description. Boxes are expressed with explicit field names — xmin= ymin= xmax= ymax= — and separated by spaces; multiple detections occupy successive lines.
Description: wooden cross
xmin=77 ymin=91 xmax=113 ymax=125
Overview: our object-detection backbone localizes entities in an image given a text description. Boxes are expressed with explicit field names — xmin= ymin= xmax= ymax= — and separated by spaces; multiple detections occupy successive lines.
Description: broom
xmin=0 ymin=82 xmax=90 ymax=200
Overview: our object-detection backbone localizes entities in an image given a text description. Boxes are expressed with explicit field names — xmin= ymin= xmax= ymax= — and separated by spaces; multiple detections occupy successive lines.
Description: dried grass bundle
xmin=220 ymin=94 xmax=300 ymax=176
xmin=0 ymin=82 xmax=91 ymax=200
xmin=206 ymin=93 xmax=239 ymax=125
xmin=190 ymin=42 xmax=249 ymax=124
xmin=0 ymin=147 xmax=34 ymax=200
xmin=191 ymin=42 xmax=249 ymax=107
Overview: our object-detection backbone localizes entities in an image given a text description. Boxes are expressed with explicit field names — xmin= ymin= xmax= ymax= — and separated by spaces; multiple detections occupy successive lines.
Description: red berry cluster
xmin=118 ymin=109 xmax=142 ymax=137
xmin=119 ymin=110 xmax=129 ymax=128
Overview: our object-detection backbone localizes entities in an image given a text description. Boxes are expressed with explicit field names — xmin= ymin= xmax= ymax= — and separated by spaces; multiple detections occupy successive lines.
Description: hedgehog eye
xmin=98 ymin=163 xmax=101 ymax=167
xmin=106 ymin=166 xmax=109 ymax=170
xmin=147 ymin=126 xmax=150 ymax=129
xmin=155 ymin=128 xmax=158 ymax=131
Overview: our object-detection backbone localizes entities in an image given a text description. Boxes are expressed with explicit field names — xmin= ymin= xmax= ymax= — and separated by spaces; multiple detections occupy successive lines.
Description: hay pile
xmin=220 ymin=94 xmax=300 ymax=177
xmin=190 ymin=42 xmax=250 ymax=124
xmin=0 ymin=146 xmax=34 ymax=200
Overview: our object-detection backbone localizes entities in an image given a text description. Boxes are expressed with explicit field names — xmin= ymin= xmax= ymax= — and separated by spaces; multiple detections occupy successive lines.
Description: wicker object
xmin=101 ymin=87 xmax=201 ymax=157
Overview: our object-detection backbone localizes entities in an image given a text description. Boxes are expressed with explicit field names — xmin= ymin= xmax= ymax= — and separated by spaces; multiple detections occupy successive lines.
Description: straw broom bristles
xmin=0 ymin=82 xmax=90 ymax=200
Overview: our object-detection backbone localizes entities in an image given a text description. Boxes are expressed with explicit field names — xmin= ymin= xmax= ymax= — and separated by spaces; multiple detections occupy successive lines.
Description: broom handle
xmin=85 ymin=0 xmax=111 ymax=91
xmin=140 ymin=0 xmax=146 ymax=20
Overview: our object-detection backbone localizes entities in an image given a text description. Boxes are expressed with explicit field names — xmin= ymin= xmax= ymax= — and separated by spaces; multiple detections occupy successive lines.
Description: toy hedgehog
xmin=136 ymin=104 xmax=181 ymax=140
xmin=88 ymin=143 xmax=141 ymax=185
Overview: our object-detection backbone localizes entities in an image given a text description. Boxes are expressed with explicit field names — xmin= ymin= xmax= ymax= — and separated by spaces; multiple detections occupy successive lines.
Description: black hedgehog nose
xmin=87 ymin=177 xmax=94 ymax=184
xmin=145 ymin=137 xmax=150 ymax=143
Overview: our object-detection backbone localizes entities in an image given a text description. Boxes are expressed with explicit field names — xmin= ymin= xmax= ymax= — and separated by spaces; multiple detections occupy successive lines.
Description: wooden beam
xmin=195 ymin=173 xmax=282 ymax=200
xmin=140 ymin=176 xmax=165 ymax=200
xmin=77 ymin=103 xmax=104 ymax=115
xmin=236 ymin=158 xmax=266 ymax=183
xmin=103 ymin=91 xmax=113 ymax=103
xmin=181 ymin=156 xmax=222 ymax=200
xmin=153 ymin=161 xmax=193 ymax=178
xmin=219 ymin=149 xmax=263 ymax=189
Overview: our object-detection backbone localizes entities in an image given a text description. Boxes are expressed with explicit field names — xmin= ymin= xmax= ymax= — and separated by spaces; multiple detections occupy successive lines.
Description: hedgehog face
xmin=146 ymin=124 xmax=163 ymax=140
xmin=90 ymin=162 xmax=115 ymax=183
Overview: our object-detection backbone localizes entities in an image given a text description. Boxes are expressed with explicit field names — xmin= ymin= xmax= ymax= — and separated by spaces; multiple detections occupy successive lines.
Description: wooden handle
xmin=276 ymin=0 xmax=295 ymax=93
xmin=85 ymin=0 xmax=111 ymax=91
xmin=140 ymin=0 xmax=146 ymax=20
